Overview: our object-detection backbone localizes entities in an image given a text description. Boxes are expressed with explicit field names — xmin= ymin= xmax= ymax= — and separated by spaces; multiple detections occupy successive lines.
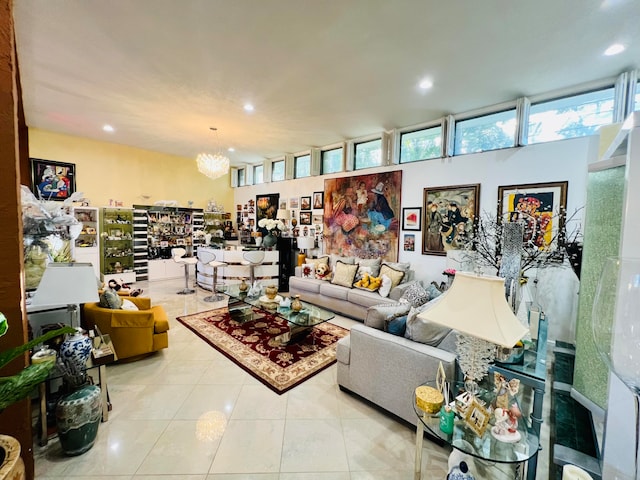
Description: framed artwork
xmin=402 ymin=207 xmax=422 ymax=231
xmin=279 ymin=199 xmax=287 ymax=210
xmin=289 ymin=197 xmax=300 ymax=209
xmin=30 ymin=158 xmax=76 ymax=201
xmin=323 ymin=170 xmax=402 ymax=261
xmin=312 ymin=214 xmax=323 ymax=225
xmin=464 ymin=397 xmax=490 ymax=436
xmin=422 ymin=183 xmax=480 ymax=256
xmin=497 ymin=181 xmax=568 ymax=250
xmin=300 ymin=196 xmax=312 ymax=210
xmin=403 ymin=234 xmax=415 ymax=251
xmin=299 ymin=211 xmax=312 ymax=225
xmin=256 ymin=193 xmax=279 ymax=235
xmin=313 ymin=191 xmax=324 ymax=209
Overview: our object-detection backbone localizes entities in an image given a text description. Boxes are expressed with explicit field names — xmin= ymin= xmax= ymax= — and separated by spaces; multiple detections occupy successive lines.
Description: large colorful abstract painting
xmin=323 ymin=171 xmax=402 ymax=261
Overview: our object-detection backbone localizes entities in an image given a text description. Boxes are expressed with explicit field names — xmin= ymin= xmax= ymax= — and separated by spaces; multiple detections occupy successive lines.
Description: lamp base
xmin=297 ymin=253 xmax=306 ymax=266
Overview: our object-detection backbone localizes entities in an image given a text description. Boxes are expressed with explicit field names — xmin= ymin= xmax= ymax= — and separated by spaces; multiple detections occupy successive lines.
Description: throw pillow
xmin=330 ymin=261 xmax=359 ymax=288
xmin=121 ymin=299 xmax=139 ymax=311
xmin=353 ymin=272 xmax=382 ymax=291
xmin=426 ymin=283 xmax=443 ymax=300
xmin=404 ymin=296 xmax=451 ymax=346
xmin=379 ymin=264 xmax=405 ymax=289
xmin=301 ymin=263 xmax=315 ymax=279
xmin=364 ymin=302 xmax=412 ymax=330
xmin=304 ymin=256 xmax=329 ymax=271
xmin=399 ymin=282 xmax=430 ymax=308
xmin=378 ymin=274 xmax=393 ymax=297
xmin=385 ymin=315 xmax=407 ymax=336
xmin=356 ymin=258 xmax=382 ymax=277
xmin=382 ymin=261 xmax=412 ymax=283
xmin=99 ymin=289 xmax=122 ymax=309
xmin=329 ymin=254 xmax=355 ymax=269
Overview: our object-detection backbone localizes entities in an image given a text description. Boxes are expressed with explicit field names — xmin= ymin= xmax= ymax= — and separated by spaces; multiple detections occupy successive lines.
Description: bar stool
xmin=172 ymin=248 xmax=198 ymax=295
xmin=203 ymin=253 xmax=228 ymax=303
xmin=241 ymin=250 xmax=265 ymax=285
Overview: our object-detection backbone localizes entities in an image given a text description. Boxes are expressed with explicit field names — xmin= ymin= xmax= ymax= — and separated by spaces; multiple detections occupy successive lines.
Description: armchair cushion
xmin=99 ymin=289 xmax=122 ymax=309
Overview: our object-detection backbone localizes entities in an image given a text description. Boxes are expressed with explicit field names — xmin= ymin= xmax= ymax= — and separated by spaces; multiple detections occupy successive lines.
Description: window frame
xmin=353 ymin=135 xmax=383 ymax=170
xmin=451 ymin=102 xmax=518 ymax=156
xmin=320 ymin=144 xmax=344 ymax=175
xmin=237 ymin=167 xmax=246 ymax=187
xmin=270 ymin=158 xmax=285 ymax=182
xmin=253 ymin=164 xmax=264 ymax=185
xmin=294 ymin=152 xmax=311 ymax=179
xmin=396 ymin=119 xmax=445 ymax=164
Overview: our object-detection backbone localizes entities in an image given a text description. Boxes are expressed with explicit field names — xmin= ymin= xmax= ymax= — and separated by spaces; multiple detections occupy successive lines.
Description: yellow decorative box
xmin=415 ymin=386 xmax=444 ymax=414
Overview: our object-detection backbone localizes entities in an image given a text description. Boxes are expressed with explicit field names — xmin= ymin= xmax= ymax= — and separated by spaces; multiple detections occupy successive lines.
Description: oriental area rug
xmin=176 ymin=307 xmax=349 ymax=394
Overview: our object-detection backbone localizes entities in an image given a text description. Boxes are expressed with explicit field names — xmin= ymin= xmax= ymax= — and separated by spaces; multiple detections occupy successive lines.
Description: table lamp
xmin=30 ymin=263 xmax=99 ymax=328
xmin=417 ymin=271 xmax=528 ymax=394
xmin=297 ymin=236 xmax=316 ymax=266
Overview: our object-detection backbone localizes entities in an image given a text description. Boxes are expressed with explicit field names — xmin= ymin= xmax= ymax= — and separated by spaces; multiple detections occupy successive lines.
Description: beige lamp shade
xmin=417 ymin=272 xmax=528 ymax=347
xmin=31 ymin=263 xmax=99 ymax=307
xmin=297 ymin=236 xmax=315 ymax=251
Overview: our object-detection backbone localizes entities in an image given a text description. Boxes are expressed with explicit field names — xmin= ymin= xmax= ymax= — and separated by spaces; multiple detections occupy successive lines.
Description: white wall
xmin=234 ymin=136 xmax=599 ymax=341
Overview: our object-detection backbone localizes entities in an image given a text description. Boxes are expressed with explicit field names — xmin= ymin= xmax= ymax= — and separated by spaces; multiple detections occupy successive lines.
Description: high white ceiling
xmin=13 ymin=0 xmax=640 ymax=166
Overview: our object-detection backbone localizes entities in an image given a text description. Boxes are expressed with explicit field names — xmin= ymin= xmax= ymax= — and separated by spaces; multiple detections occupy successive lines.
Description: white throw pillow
xmin=121 ymin=299 xmax=139 ymax=311
xmin=378 ymin=274 xmax=392 ymax=298
xmin=301 ymin=263 xmax=315 ymax=279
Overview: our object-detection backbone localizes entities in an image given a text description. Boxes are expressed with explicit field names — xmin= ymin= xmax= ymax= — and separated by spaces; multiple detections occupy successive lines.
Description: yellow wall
xmin=28 ymin=128 xmax=234 ymax=211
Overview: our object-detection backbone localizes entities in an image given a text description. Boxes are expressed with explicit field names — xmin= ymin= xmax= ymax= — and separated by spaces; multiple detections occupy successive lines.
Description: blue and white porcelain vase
xmin=59 ymin=328 xmax=92 ymax=373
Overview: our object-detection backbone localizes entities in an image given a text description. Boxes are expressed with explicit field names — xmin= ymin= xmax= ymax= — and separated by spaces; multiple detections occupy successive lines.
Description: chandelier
xmin=196 ymin=127 xmax=230 ymax=180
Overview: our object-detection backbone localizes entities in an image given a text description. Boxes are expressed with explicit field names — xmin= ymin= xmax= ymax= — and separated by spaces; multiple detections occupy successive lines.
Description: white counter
xmin=196 ymin=247 xmax=279 ymax=290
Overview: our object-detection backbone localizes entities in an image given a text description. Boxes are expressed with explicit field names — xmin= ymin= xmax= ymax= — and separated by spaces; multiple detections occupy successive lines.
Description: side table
xmin=414 ymin=380 xmax=539 ymax=480
xmin=38 ymin=337 xmax=117 ymax=446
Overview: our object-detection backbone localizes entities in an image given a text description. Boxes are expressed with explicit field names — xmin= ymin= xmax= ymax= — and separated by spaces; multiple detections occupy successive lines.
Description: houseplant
xmin=0 ymin=312 xmax=74 ymax=476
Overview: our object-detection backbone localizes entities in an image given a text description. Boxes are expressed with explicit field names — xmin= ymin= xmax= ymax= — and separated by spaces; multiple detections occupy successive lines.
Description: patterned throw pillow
xmin=301 ymin=263 xmax=315 ymax=279
xmin=400 ymin=282 xmax=430 ymax=308
xmin=382 ymin=261 xmax=411 ymax=283
xmin=99 ymin=289 xmax=122 ymax=309
xmin=330 ymin=261 xmax=359 ymax=288
xmin=379 ymin=264 xmax=405 ymax=290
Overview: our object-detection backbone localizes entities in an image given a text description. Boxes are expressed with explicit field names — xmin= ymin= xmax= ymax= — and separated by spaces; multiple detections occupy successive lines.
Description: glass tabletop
xmin=414 ymin=381 xmax=539 ymax=465
xmin=223 ymin=284 xmax=335 ymax=327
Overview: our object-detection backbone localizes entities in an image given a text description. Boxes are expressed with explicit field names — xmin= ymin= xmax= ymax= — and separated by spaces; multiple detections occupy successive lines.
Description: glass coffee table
xmin=222 ymin=284 xmax=335 ymax=345
xmin=413 ymin=380 xmax=539 ymax=480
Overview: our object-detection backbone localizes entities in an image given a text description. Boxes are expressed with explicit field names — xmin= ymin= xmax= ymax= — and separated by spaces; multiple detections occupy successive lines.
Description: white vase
xmin=254 ymin=237 xmax=263 ymax=247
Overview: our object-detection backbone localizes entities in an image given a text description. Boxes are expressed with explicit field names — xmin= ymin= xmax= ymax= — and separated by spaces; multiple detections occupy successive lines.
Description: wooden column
xmin=0 ymin=0 xmax=35 ymax=478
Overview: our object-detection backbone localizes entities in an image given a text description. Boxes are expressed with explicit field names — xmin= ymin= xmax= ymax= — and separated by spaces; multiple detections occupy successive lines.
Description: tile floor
xmin=33 ymin=277 xmax=550 ymax=479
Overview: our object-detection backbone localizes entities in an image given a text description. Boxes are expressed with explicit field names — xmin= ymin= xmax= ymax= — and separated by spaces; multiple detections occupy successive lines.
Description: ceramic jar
xmin=291 ymin=295 xmax=303 ymax=312
xmin=0 ymin=434 xmax=26 ymax=480
xmin=59 ymin=329 xmax=92 ymax=373
xmin=265 ymin=285 xmax=278 ymax=300
xmin=239 ymin=279 xmax=249 ymax=292
xmin=262 ymin=232 xmax=277 ymax=249
xmin=56 ymin=384 xmax=102 ymax=456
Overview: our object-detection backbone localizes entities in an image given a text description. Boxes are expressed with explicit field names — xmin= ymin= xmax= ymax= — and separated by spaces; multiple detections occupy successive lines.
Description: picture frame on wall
xmin=313 ymin=191 xmax=324 ymax=209
xmin=279 ymin=199 xmax=287 ymax=210
xmin=422 ymin=183 xmax=480 ymax=256
xmin=30 ymin=158 xmax=76 ymax=201
xmin=497 ymin=181 xmax=568 ymax=251
xmin=402 ymin=207 xmax=422 ymax=231
xmin=300 ymin=196 xmax=312 ymax=210
xmin=299 ymin=211 xmax=312 ymax=225
xmin=312 ymin=214 xmax=323 ymax=225
xmin=289 ymin=197 xmax=300 ymax=209
xmin=403 ymin=234 xmax=415 ymax=251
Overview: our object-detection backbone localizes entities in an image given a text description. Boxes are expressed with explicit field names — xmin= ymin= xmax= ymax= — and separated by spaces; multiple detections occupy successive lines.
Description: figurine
xmin=491 ymin=404 xmax=522 ymax=442
xmin=494 ymin=372 xmax=520 ymax=410
xmin=247 ymin=281 xmax=261 ymax=298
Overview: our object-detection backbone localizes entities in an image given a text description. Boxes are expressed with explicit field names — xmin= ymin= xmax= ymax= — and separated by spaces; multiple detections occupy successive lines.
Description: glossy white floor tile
xmin=33 ymin=277 xmax=550 ymax=479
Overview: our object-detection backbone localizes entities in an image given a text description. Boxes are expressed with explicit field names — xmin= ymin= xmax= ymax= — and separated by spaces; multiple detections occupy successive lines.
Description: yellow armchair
xmin=82 ymin=296 xmax=169 ymax=361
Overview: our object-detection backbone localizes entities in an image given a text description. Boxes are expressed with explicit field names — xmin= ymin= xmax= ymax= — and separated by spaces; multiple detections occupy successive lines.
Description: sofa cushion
xmin=404 ymin=296 xmax=451 ymax=346
xmin=329 ymin=254 xmax=355 ymax=269
xmin=356 ymin=258 xmax=382 ymax=277
xmin=378 ymin=274 xmax=393 ymax=297
xmin=385 ymin=315 xmax=407 ymax=336
xmin=364 ymin=302 xmax=412 ymax=330
xmin=289 ymin=276 xmax=323 ymax=294
xmin=301 ymin=263 xmax=315 ymax=278
xmin=379 ymin=265 xmax=405 ymax=289
xmin=99 ymin=289 xmax=122 ymax=309
xmin=121 ymin=299 xmax=139 ymax=311
xmin=331 ymin=261 xmax=359 ymax=288
xmin=382 ymin=261 xmax=411 ymax=283
xmin=319 ymin=282 xmax=350 ymax=301
xmin=347 ymin=288 xmax=396 ymax=309
xmin=399 ymin=282 xmax=430 ymax=308
xmin=304 ymin=256 xmax=329 ymax=271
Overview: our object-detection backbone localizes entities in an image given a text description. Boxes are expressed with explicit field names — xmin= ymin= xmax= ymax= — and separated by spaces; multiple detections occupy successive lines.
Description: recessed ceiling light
xmin=604 ymin=43 xmax=625 ymax=56
xmin=228 ymin=147 xmax=235 ymax=152
xmin=102 ymin=124 xmax=115 ymax=133
xmin=243 ymin=103 xmax=255 ymax=112
xmin=418 ymin=78 xmax=433 ymax=90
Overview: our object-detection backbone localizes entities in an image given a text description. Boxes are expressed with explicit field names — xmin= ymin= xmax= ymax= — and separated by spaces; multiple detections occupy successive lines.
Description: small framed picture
xmin=402 ymin=207 xmax=422 ymax=231
xmin=312 ymin=214 xmax=323 ymax=225
xmin=289 ymin=197 xmax=300 ymax=209
xmin=300 ymin=196 xmax=312 ymax=210
xmin=403 ymin=234 xmax=415 ymax=251
xmin=313 ymin=191 xmax=324 ymax=209
xmin=30 ymin=158 xmax=76 ymax=201
xmin=464 ymin=397 xmax=490 ymax=437
xmin=176 ymin=238 xmax=185 ymax=246
xmin=299 ymin=211 xmax=312 ymax=225
xmin=237 ymin=204 xmax=242 ymax=211
xmin=279 ymin=199 xmax=288 ymax=210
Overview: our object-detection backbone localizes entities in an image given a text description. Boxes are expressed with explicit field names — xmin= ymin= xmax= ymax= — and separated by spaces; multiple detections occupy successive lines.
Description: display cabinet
xmin=72 ymin=206 xmax=100 ymax=277
xmin=204 ymin=212 xmax=226 ymax=247
xmin=100 ymin=207 xmax=135 ymax=284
